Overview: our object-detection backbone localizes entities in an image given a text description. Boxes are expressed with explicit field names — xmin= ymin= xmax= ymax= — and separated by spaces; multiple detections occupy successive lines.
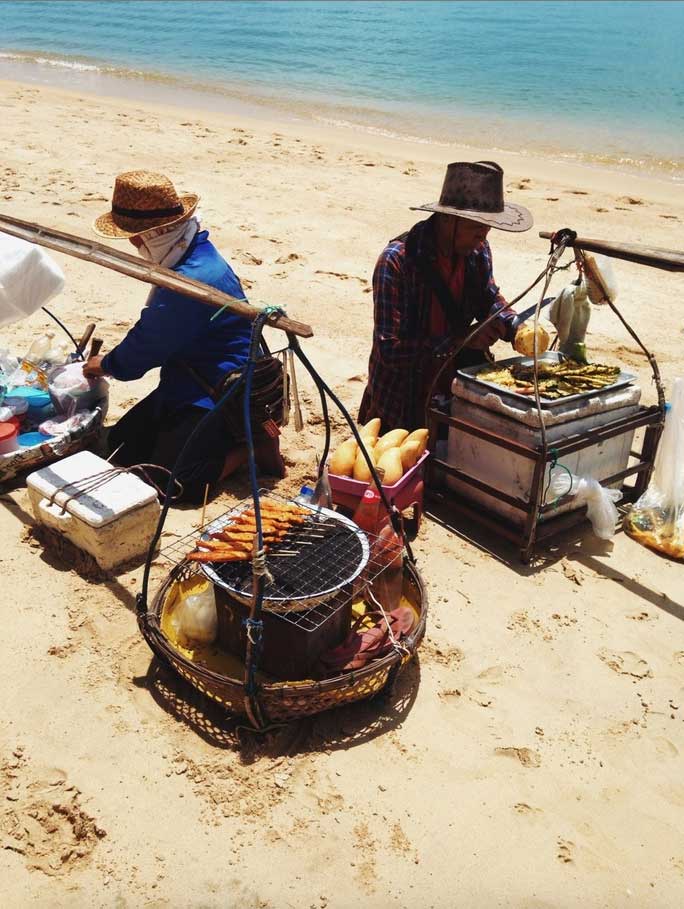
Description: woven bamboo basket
xmin=138 ymin=559 xmax=427 ymax=724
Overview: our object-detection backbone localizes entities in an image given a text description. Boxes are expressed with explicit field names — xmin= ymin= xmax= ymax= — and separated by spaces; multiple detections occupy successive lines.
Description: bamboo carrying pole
xmin=0 ymin=212 xmax=314 ymax=338
xmin=539 ymin=231 xmax=684 ymax=273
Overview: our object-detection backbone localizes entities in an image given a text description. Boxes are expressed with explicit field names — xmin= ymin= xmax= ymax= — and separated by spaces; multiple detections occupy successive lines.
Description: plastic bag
xmin=548 ymin=467 xmax=622 ymax=540
xmin=625 ymin=378 xmax=684 ymax=560
xmin=0 ymin=233 xmax=65 ymax=327
xmin=48 ymin=362 xmax=108 ymax=414
xmin=583 ymin=252 xmax=618 ymax=306
xmin=549 ymin=279 xmax=591 ymax=361
xmin=173 ymin=578 xmax=218 ymax=645
xmin=39 ymin=411 xmax=93 ymax=436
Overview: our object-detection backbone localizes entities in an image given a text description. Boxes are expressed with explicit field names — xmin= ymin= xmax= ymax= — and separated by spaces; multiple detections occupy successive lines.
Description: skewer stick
xmin=106 ymin=442 xmax=124 ymax=463
xmin=200 ymin=483 xmax=210 ymax=529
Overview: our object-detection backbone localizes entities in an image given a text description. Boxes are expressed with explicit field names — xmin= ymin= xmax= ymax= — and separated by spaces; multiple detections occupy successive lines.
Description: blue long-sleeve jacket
xmin=101 ymin=231 xmax=251 ymax=410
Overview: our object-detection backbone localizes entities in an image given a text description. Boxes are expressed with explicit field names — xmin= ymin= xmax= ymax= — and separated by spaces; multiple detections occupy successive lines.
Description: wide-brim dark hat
xmin=93 ymin=170 xmax=199 ymax=239
xmin=411 ymin=161 xmax=533 ymax=232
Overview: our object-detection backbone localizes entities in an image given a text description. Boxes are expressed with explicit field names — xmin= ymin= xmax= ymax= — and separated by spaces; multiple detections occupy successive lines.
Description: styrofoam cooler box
xmin=27 ymin=450 xmax=161 ymax=570
xmin=446 ymin=379 xmax=642 ymax=526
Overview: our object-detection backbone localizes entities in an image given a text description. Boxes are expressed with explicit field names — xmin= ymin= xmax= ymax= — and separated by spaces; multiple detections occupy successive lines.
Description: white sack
xmin=0 ymin=232 xmax=65 ymax=327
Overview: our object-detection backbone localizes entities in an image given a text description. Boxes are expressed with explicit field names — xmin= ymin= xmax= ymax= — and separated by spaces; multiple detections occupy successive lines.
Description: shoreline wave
xmin=1 ymin=47 xmax=682 ymax=182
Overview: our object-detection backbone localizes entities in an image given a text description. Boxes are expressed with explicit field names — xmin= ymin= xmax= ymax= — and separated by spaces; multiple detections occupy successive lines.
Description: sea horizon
xmin=1 ymin=1 xmax=683 ymax=181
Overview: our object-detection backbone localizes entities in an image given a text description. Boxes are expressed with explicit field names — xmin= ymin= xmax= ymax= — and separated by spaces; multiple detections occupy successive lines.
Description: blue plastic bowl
xmin=18 ymin=431 xmax=54 ymax=448
xmin=11 ymin=386 xmax=51 ymax=409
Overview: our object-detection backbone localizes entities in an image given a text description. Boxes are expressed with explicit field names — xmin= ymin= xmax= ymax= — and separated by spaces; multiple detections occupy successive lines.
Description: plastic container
xmin=11 ymin=386 xmax=51 ymax=409
xmin=0 ymin=421 xmax=19 ymax=454
xmin=294 ymin=484 xmax=316 ymax=506
xmin=328 ymin=450 xmax=428 ymax=531
xmin=18 ymin=431 xmax=54 ymax=448
xmin=1 ymin=396 xmax=28 ymax=417
xmin=27 ymin=402 xmax=56 ymax=423
xmin=25 ymin=333 xmax=52 ymax=366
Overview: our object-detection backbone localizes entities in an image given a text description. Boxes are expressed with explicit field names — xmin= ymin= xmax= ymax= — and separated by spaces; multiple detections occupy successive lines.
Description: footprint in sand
xmin=660 ymin=214 xmax=679 ymax=220
xmin=275 ymin=252 xmax=304 ymax=265
xmin=514 ymin=802 xmax=542 ymax=816
xmin=438 ymin=687 xmax=462 ymax=702
xmin=495 ymin=747 xmax=541 ymax=768
xmin=557 ymin=838 xmax=575 ymax=864
xmin=468 ymin=689 xmax=494 ymax=708
xmin=598 ymin=649 xmax=652 ymax=679
xmin=235 ymin=251 xmax=263 ymax=266
xmin=545 ymin=197 xmax=559 ymax=201
xmin=0 ymin=749 xmax=106 ymax=876
xmin=618 ymin=196 xmax=645 ymax=206
xmin=314 ymin=269 xmax=369 ymax=286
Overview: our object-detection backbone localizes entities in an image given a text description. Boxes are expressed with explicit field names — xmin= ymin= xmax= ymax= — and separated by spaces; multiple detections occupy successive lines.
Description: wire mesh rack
xmin=159 ymin=489 xmax=403 ymax=633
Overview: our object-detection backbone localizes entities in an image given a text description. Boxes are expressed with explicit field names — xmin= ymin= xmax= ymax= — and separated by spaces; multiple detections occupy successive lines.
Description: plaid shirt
xmin=358 ymin=215 xmax=515 ymax=432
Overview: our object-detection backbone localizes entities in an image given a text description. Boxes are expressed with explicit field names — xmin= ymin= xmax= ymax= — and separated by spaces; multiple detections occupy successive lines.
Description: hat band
xmin=112 ymin=203 xmax=184 ymax=219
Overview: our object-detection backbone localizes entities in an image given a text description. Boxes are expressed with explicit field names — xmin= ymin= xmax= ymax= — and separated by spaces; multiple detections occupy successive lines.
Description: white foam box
xmin=27 ymin=450 xmax=161 ymax=571
xmin=446 ymin=378 xmax=642 ymax=527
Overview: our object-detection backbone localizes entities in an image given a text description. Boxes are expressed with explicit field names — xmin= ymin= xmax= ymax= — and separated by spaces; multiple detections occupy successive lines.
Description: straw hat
xmin=93 ymin=170 xmax=199 ymax=239
xmin=411 ymin=161 xmax=533 ymax=232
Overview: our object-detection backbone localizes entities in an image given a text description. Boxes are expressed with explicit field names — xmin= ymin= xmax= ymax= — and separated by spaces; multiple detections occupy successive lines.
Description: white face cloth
xmin=136 ymin=215 xmax=201 ymax=268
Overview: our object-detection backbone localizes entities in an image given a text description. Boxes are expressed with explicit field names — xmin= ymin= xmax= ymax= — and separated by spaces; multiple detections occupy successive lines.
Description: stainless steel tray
xmin=455 ymin=352 xmax=636 ymax=410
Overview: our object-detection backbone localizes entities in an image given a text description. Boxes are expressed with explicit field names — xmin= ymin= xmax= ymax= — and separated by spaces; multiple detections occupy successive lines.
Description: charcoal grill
xmin=199 ymin=502 xmax=370 ymax=612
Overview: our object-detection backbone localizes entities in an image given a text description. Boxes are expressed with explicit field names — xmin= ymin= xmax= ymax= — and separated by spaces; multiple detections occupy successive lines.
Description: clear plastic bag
xmin=48 ymin=362 xmax=108 ymax=414
xmin=583 ymin=252 xmax=618 ymax=306
xmin=173 ymin=578 xmax=218 ymax=646
xmin=548 ymin=467 xmax=622 ymax=540
xmin=625 ymin=378 xmax=684 ymax=560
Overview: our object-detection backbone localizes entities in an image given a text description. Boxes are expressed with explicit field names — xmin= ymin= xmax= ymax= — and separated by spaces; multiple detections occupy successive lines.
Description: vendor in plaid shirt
xmin=359 ymin=161 xmax=533 ymax=432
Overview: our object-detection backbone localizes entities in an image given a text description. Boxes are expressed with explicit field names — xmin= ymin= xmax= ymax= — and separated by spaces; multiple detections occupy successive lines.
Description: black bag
xmin=178 ymin=349 xmax=285 ymax=443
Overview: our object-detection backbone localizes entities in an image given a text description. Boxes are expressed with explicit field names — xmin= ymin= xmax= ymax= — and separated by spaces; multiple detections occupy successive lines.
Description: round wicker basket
xmin=138 ymin=560 xmax=428 ymax=724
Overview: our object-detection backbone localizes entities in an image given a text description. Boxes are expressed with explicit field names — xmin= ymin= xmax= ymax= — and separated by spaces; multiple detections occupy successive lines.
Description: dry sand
xmin=1 ymin=80 xmax=683 ymax=908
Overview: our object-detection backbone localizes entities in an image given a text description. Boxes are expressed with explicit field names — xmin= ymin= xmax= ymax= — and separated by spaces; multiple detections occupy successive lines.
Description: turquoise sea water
xmin=1 ymin=1 xmax=683 ymax=177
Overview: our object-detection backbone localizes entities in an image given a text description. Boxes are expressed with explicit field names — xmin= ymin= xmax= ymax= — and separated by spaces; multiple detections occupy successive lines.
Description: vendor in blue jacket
xmin=84 ymin=170 xmax=285 ymax=503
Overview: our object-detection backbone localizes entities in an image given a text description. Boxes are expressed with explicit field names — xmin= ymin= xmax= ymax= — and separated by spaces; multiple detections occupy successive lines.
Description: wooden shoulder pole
xmin=0 ymin=212 xmax=314 ymax=338
xmin=539 ymin=231 xmax=684 ymax=273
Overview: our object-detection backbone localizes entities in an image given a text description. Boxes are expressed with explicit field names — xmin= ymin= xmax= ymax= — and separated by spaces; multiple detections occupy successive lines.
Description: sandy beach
xmin=1 ymin=79 xmax=683 ymax=908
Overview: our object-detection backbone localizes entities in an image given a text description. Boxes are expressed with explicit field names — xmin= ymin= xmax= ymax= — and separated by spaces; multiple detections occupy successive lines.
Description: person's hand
xmin=83 ymin=355 xmax=106 ymax=378
xmin=468 ymin=316 xmax=508 ymax=350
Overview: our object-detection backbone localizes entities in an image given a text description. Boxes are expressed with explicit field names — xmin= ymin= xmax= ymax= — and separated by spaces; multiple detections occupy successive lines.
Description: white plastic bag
xmin=174 ymin=580 xmax=218 ymax=645
xmin=625 ymin=378 xmax=684 ymax=559
xmin=548 ymin=467 xmax=622 ymax=539
xmin=583 ymin=252 xmax=618 ymax=306
xmin=48 ymin=362 xmax=107 ymax=414
xmin=0 ymin=233 xmax=65 ymax=327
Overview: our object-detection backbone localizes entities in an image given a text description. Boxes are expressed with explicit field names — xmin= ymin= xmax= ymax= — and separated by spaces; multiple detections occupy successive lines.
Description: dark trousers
xmin=108 ymin=393 xmax=232 ymax=504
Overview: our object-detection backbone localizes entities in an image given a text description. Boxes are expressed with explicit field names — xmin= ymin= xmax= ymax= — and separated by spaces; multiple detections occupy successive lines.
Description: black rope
xmin=290 ymin=336 xmax=416 ymax=564
xmin=41 ymin=306 xmax=81 ymax=357
xmin=138 ymin=369 xmax=247 ymax=611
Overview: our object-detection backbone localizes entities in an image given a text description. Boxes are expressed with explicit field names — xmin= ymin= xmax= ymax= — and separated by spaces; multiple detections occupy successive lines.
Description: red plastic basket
xmin=328 ymin=450 xmax=428 ymax=532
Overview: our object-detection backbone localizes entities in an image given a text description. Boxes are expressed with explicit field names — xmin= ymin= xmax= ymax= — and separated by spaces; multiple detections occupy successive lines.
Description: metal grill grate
xmin=159 ymin=490 xmax=399 ymax=633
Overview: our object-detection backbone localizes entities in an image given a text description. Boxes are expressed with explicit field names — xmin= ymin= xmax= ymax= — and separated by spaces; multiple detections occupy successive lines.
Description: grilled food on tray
xmin=478 ymin=359 xmax=620 ymax=400
xmin=186 ymin=500 xmax=312 ymax=563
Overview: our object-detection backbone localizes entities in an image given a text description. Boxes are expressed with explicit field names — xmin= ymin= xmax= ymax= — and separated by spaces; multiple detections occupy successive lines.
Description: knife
xmin=510 ymin=296 xmax=555 ymax=330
